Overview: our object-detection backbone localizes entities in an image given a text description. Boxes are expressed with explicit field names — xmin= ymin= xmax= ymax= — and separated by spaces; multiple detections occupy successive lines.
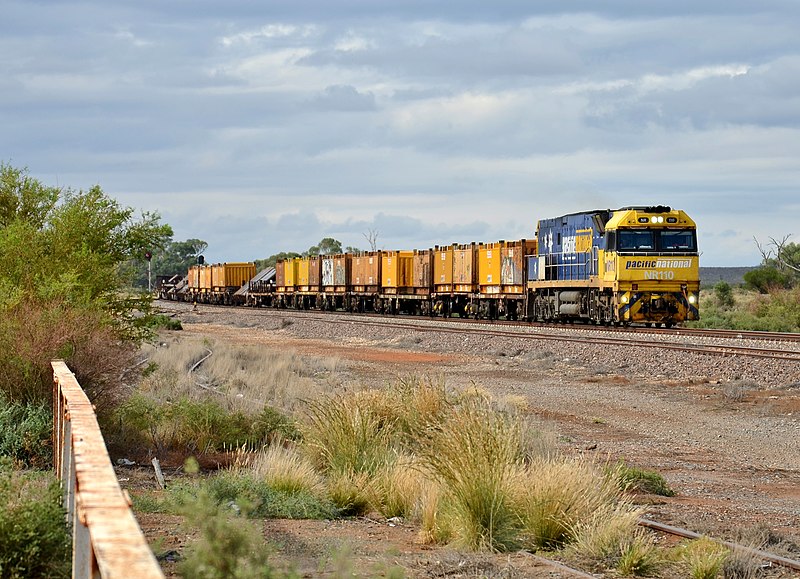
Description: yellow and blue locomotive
xmin=526 ymin=206 xmax=699 ymax=326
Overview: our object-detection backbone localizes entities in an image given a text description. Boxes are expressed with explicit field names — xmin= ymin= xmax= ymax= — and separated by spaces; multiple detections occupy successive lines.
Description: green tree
xmin=713 ymin=281 xmax=735 ymax=308
xmin=254 ymin=251 xmax=302 ymax=271
xmin=748 ymin=236 xmax=800 ymax=293
xmin=306 ymin=237 xmax=342 ymax=256
xmin=743 ymin=267 xmax=791 ymax=294
xmin=0 ymin=162 xmax=173 ymax=402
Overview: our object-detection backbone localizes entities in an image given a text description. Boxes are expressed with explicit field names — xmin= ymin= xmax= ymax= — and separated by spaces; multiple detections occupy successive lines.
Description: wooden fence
xmin=52 ymin=360 xmax=164 ymax=578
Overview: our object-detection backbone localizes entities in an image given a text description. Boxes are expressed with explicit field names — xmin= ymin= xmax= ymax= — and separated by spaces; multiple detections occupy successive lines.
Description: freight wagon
xmin=186 ymin=262 xmax=256 ymax=305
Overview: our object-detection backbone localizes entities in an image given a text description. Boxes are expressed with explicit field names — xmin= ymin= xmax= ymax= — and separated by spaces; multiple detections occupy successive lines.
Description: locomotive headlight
xmin=621 ymin=295 xmax=629 ymax=304
xmin=688 ymin=294 xmax=697 ymax=305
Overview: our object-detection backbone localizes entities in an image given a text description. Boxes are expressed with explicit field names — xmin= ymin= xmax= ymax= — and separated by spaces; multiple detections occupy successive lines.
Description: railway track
xmin=162 ymin=301 xmax=800 ymax=362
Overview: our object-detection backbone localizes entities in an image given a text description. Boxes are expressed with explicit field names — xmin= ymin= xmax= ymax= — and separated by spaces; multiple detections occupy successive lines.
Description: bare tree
xmin=754 ymin=235 xmax=800 ymax=273
xmin=363 ymin=228 xmax=379 ymax=252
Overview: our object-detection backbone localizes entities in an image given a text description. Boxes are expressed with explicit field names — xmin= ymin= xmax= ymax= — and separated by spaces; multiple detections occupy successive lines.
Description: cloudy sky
xmin=3 ymin=1 xmax=799 ymax=266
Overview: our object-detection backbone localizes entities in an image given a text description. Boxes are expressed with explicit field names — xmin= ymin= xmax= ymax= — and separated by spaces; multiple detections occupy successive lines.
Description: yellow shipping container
xmin=381 ymin=250 xmax=413 ymax=290
xmin=297 ymin=257 xmax=311 ymax=288
xmin=218 ymin=262 xmax=256 ymax=289
xmin=479 ymin=240 xmax=535 ymax=294
xmin=284 ymin=259 xmax=299 ymax=288
xmin=479 ymin=243 xmax=501 ymax=289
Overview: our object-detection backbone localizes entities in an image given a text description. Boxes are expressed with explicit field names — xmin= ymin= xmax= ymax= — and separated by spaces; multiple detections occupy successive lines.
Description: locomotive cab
xmin=602 ymin=206 xmax=700 ymax=326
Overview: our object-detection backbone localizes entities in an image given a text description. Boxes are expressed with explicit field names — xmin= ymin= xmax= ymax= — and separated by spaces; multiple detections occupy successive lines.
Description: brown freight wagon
xmin=350 ymin=252 xmax=381 ymax=312
xmin=411 ymin=249 xmax=432 ymax=296
xmin=308 ymin=256 xmax=322 ymax=288
xmin=352 ymin=252 xmax=381 ymax=292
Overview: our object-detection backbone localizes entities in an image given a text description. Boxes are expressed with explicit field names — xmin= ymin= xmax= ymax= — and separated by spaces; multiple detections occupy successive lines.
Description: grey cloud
xmin=308 ymin=85 xmax=376 ymax=112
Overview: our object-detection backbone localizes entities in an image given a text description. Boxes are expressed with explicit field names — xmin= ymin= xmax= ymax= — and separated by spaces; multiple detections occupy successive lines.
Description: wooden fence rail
xmin=52 ymin=360 xmax=164 ymax=579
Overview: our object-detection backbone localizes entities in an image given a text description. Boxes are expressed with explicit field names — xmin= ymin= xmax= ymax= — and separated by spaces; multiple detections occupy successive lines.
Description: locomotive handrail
xmin=52 ymin=360 xmax=163 ymax=579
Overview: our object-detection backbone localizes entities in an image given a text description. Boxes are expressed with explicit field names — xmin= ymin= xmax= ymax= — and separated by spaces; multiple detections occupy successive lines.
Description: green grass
xmin=169 ymin=471 xmax=339 ymax=520
xmin=610 ymin=461 xmax=675 ymax=497
xmin=0 ymin=393 xmax=53 ymax=468
xmin=0 ymin=460 xmax=71 ymax=578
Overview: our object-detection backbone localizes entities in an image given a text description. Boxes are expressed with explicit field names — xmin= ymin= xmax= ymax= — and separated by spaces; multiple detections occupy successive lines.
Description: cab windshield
xmin=613 ymin=229 xmax=697 ymax=253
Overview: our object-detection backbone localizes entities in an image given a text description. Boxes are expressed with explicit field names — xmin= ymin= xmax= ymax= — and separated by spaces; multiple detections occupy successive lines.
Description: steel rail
xmin=326 ymin=316 xmax=800 ymax=362
xmin=520 ymin=552 xmax=600 ymax=577
xmin=166 ymin=302 xmax=800 ymax=361
xmin=639 ymin=518 xmax=800 ymax=572
xmin=163 ymin=299 xmax=800 ymax=343
xmin=53 ymin=360 xmax=164 ymax=579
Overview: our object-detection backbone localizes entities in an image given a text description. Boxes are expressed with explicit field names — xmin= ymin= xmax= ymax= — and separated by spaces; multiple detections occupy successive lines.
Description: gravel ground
xmin=154 ymin=301 xmax=800 ymax=574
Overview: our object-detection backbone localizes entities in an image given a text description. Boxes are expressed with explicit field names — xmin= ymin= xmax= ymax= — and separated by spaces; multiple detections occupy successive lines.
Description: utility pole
xmin=145 ymin=251 xmax=152 ymax=292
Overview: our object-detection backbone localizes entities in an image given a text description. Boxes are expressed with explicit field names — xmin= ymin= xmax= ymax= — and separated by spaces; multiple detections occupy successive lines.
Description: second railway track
xmin=162 ymin=301 xmax=800 ymax=363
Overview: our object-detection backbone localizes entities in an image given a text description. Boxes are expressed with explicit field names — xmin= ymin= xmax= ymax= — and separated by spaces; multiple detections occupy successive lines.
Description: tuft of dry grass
xmin=512 ymin=457 xmax=624 ymax=550
xmin=248 ymin=441 xmax=326 ymax=498
xmin=301 ymin=391 xmax=400 ymax=477
xmin=678 ymin=536 xmax=730 ymax=579
xmin=416 ymin=398 xmax=523 ymax=552
xmin=417 ymin=479 xmax=452 ymax=546
xmin=569 ymin=502 xmax=659 ymax=575
xmin=368 ymin=452 xmax=426 ymax=520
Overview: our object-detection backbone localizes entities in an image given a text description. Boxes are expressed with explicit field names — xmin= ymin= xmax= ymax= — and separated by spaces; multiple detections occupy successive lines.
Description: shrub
xmin=0 ymin=393 xmax=53 ymax=468
xmin=743 ymin=266 xmax=791 ymax=294
xmin=111 ymin=393 xmax=286 ymax=456
xmin=0 ymin=461 xmax=71 ymax=578
xmin=713 ymin=281 xmax=735 ymax=308
xmin=147 ymin=314 xmax=182 ymax=331
xmin=178 ymin=487 xmax=280 ymax=579
xmin=0 ymin=164 xmax=171 ymax=405
xmin=252 ymin=406 xmax=301 ymax=443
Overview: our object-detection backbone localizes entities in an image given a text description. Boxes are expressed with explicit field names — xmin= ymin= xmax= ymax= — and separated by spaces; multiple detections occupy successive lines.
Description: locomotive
xmin=178 ymin=206 xmax=699 ymax=327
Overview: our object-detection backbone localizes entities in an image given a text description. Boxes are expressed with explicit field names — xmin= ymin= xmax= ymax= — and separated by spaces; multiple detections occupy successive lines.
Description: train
xmin=162 ymin=206 xmax=700 ymax=327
